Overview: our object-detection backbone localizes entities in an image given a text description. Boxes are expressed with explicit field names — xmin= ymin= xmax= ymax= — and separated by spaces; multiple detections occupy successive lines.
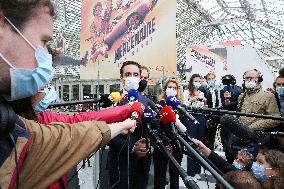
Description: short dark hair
xmin=140 ymin=66 xmax=150 ymax=78
xmin=223 ymin=171 xmax=262 ymax=189
xmin=1 ymin=0 xmax=55 ymax=31
xmin=119 ymin=61 xmax=141 ymax=77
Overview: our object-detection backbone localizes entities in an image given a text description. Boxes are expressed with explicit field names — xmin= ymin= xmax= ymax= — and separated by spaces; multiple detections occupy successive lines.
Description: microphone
xmin=176 ymin=114 xmax=187 ymax=133
xmin=220 ymin=114 xmax=254 ymax=142
xmin=109 ymin=92 xmax=121 ymax=103
xmin=131 ymin=101 xmax=144 ymax=120
xmin=142 ymin=107 xmax=154 ymax=153
xmin=160 ymin=106 xmax=176 ymax=124
xmin=279 ymin=67 xmax=284 ymax=77
xmin=138 ymin=79 xmax=148 ymax=92
xmin=99 ymin=94 xmax=114 ymax=108
xmin=147 ymin=98 xmax=160 ymax=117
xmin=160 ymin=106 xmax=181 ymax=151
xmin=166 ymin=96 xmax=199 ymax=125
xmin=128 ymin=89 xmax=138 ymax=102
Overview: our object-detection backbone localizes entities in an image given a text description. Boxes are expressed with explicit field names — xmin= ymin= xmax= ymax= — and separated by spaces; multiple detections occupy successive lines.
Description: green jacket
xmin=237 ymin=85 xmax=280 ymax=131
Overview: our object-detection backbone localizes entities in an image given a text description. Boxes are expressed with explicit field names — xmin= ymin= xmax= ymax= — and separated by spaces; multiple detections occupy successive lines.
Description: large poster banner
xmin=80 ymin=0 xmax=176 ymax=79
xmin=184 ymin=45 xmax=227 ymax=79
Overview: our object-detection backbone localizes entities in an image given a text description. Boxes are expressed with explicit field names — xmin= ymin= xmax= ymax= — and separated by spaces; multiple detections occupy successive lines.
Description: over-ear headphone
xmin=0 ymin=100 xmax=16 ymax=139
xmin=243 ymin=69 xmax=263 ymax=82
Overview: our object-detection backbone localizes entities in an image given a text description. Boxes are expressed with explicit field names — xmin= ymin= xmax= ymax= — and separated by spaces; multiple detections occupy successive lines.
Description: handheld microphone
xmin=166 ymin=96 xmax=199 ymax=125
xmin=160 ymin=106 xmax=176 ymax=124
xmin=128 ymin=89 xmax=138 ymax=102
xmin=131 ymin=102 xmax=144 ymax=120
xmin=160 ymin=106 xmax=181 ymax=151
xmin=176 ymin=114 xmax=187 ymax=133
xmin=99 ymin=94 xmax=113 ymax=108
xmin=220 ymin=114 xmax=254 ymax=142
xmin=109 ymin=92 xmax=121 ymax=103
xmin=99 ymin=92 xmax=121 ymax=108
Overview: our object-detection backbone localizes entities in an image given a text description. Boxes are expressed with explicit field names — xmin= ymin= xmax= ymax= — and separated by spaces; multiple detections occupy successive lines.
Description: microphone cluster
xmin=139 ymin=104 xmax=233 ymax=189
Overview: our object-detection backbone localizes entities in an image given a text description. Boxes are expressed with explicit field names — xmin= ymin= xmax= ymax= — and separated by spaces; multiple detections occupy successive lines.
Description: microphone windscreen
xmin=109 ymin=92 xmax=121 ymax=102
xmin=142 ymin=107 xmax=154 ymax=124
xmin=138 ymin=79 xmax=148 ymax=92
xmin=128 ymin=89 xmax=138 ymax=101
xmin=160 ymin=106 xmax=176 ymax=125
xmin=99 ymin=94 xmax=113 ymax=108
xmin=220 ymin=114 xmax=252 ymax=141
xmin=279 ymin=67 xmax=284 ymax=77
xmin=166 ymin=96 xmax=181 ymax=109
xmin=131 ymin=102 xmax=144 ymax=117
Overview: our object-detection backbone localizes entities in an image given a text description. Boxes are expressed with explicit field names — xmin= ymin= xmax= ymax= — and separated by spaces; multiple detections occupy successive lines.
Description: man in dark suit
xmin=204 ymin=72 xmax=220 ymax=150
xmin=107 ymin=61 xmax=151 ymax=189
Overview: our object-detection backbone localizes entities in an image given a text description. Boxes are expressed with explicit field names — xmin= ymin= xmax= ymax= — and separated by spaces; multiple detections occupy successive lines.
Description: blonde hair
xmin=159 ymin=78 xmax=184 ymax=102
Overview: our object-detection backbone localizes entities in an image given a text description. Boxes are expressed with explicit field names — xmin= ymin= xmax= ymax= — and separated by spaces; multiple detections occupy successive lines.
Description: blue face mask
xmin=34 ymin=87 xmax=57 ymax=112
xmin=0 ymin=17 xmax=54 ymax=101
xmin=207 ymin=80 xmax=215 ymax=88
xmin=232 ymin=161 xmax=244 ymax=170
xmin=276 ymin=87 xmax=284 ymax=97
xmin=251 ymin=162 xmax=270 ymax=182
xmin=192 ymin=82 xmax=201 ymax=89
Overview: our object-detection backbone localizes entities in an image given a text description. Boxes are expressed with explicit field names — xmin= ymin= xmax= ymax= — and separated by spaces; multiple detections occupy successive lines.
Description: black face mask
xmin=138 ymin=79 xmax=148 ymax=92
xmin=222 ymin=79 xmax=233 ymax=86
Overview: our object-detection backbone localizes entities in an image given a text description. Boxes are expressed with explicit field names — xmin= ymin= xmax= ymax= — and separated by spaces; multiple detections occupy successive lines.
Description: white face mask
xmin=245 ymin=81 xmax=257 ymax=89
xmin=124 ymin=76 xmax=140 ymax=91
xmin=166 ymin=87 xmax=177 ymax=97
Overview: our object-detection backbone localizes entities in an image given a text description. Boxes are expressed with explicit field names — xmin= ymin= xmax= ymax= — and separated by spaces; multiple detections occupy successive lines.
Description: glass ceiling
xmin=51 ymin=0 xmax=284 ymax=75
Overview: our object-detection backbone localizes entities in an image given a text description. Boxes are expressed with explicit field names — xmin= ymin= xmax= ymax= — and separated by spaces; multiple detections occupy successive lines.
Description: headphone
xmin=243 ymin=69 xmax=263 ymax=82
xmin=222 ymin=74 xmax=236 ymax=85
xmin=0 ymin=100 xmax=16 ymax=139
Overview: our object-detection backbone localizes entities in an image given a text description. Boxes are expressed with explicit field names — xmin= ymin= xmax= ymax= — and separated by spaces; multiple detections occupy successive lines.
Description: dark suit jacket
xmin=107 ymin=93 xmax=151 ymax=179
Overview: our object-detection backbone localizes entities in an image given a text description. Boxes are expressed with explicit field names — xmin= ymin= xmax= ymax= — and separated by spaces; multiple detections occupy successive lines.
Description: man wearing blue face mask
xmin=0 ymin=2 xmax=137 ymax=189
xmin=274 ymin=75 xmax=284 ymax=115
xmin=270 ymin=75 xmax=284 ymax=152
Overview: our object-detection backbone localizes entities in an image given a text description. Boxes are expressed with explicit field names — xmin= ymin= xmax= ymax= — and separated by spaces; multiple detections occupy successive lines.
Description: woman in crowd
xmin=193 ymin=138 xmax=284 ymax=189
xmin=186 ymin=74 xmax=207 ymax=178
xmin=153 ymin=78 xmax=183 ymax=189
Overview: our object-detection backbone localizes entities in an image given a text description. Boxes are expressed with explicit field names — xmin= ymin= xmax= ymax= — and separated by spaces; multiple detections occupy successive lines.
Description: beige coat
xmin=0 ymin=117 xmax=110 ymax=189
xmin=238 ymin=86 xmax=280 ymax=131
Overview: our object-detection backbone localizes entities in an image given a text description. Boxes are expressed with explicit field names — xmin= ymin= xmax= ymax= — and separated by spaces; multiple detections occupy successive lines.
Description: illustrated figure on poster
xmin=85 ymin=0 xmax=159 ymax=61
xmin=55 ymin=30 xmax=66 ymax=54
